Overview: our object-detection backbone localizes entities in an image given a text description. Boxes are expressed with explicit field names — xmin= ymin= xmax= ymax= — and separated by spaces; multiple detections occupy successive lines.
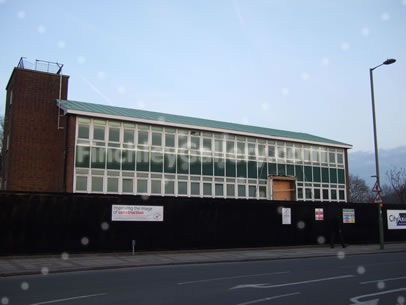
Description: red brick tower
xmin=1 ymin=59 xmax=70 ymax=192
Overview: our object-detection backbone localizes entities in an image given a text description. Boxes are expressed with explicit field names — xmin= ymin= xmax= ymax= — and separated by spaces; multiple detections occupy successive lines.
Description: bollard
xmin=132 ymin=240 xmax=136 ymax=256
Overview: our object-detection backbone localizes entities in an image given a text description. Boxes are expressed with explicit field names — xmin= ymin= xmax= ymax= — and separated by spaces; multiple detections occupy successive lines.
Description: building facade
xmin=1 ymin=59 xmax=352 ymax=201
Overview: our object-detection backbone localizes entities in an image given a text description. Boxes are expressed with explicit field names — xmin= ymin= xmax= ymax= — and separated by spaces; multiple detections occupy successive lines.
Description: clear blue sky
xmin=1 ymin=0 xmax=405 ymax=152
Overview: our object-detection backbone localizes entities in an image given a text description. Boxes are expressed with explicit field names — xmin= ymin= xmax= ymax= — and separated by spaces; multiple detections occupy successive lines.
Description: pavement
xmin=1 ymin=242 xmax=406 ymax=277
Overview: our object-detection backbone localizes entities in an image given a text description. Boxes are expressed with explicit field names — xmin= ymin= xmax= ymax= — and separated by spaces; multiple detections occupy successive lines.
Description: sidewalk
xmin=1 ymin=243 xmax=406 ymax=277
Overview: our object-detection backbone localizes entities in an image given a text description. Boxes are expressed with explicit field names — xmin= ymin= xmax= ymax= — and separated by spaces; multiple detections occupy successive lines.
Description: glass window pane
xmin=268 ymin=146 xmax=275 ymax=158
xmin=227 ymin=184 xmax=235 ymax=197
xmin=278 ymin=164 xmax=286 ymax=176
xmin=138 ymin=131 xmax=149 ymax=145
xmin=339 ymin=190 xmax=345 ymax=200
xmin=76 ymin=176 xmax=87 ymax=191
xmin=202 ymin=157 xmax=213 ymax=176
xmin=78 ymin=125 xmax=89 ymax=139
xmin=313 ymin=167 xmax=321 ymax=182
xmin=152 ymin=133 xmax=162 ymax=146
xmin=278 ymin=147 xmax=285 ymax=159
xmin=337 ymin=154 xmax=344 ymax=164
xmin=238 ymin=185 xmax=246 ymax=197
xmin=258 ymin=161 xmax=267 ymax=179
xmin=191 ymin=137 xmax=200 ymax=150
xmin=177 ymin=154 xmax=189 ymax=174
xmin=151 ymin=180 xmax=161 ymax=194
xmin=107 ymin=149 xmax=121 ymax=170
xmin=259 ymin=186 xmax=266 ymax=198
xmin=237 ymin=160 xmax=247 ymax=178
xmin=287 ymin=164 xmax=294 ymax=176
xmin=178 ymin=181 xmax=187 ymax=195
xmin=295 ymin=165 xmax=304 ymax=181
xmin=124 ymin=129 xmax=134 ymax=143
xmin=165 ymin=180 xmax=175 ymax=194
xmin=92 ymin=176 xmax=103 ymax=192
xmin=321 ymin=151 xmax=328 ymax=163
xmin=329 ymin=153 xmax=336 ymax=164
xmin=322 ymin=167 xmax=329 ymax=183
xmin=122 ymin=178 xmax=133 ymax=193
xmin=331 ymin=189 xmax=337 ymax=200
xmin=330 ymin=168 xmax=337 ymax=183
xmin=91 ymin=147 xmax=106 ymax=169
xmin=178 ymin=135 xmax=188 ymax=149
xmin=297 ymin=188 xmax=303 ymax=199
xmin=122 ymin=150 xmax=135 ymax=171
xmin=214 ymin=158 xmax=225 ymax=176
xmin=304 ymin=149 xmax=311 ymax=161
xmin=314 ymin=189 xmax=321 ymax=199
xmin=258 ymin=145 xmax=265 ymax=157
xmin=338 ymin=169 xmax=345 ymax=184
xmin=249 ymin=185 xmax=256 ymax=198
xmin=215 ymin=184 xmax=224 ymax=196
xmin=269 ymin=163 xmax=277 ymax=176
xmin=215 ymin=140 xmax=223 ymax=152
xmin=248 ymin=144 xmax=256 ymax=156
xmin=312 ymin=150 xmax=319 ymax=162
xmin=136 ymin=151 xmax=150 ymax=171
xmin=304 ymin=166 xmax=312 ymax=182
xmin=295 ymin=148 xmax=303 ymax=161
xmin=227 ymin=141 xmax=235 ymax=154
xmin=107 ymin=177 xmax=118 ymax=192
xmin=109 ymin=128 xmax=120 ymax=142
xmin=76 ymin=146 xmax=90 ymax=168
xmin=93 ymin=126 xmax=105 ymax=140
xmin=190 ymin=155 xmax=201 ymax=175
xmin=323 ymin=189 xmax=329 ymax=200
xmin=164 ymin=153 xmax=177 ymax=173
xmin=226 ymin=159 xmax=236 ymax=177
xmin=237 ymin=142 xmax=245 ymax=155
xmin=248 ymin=161 xmax=257 ymax=178
xmin=191 ymin=182 xmax=200 ymax=195
xmin=203 ymin=138 xmax=212 ymax=151
xmin=203 ymin=183 xmax=212 ymax=196
xmin=137 ymin=179 xmax=148 ymax=193
xmin=305 ymin=188 xmax=312 ymax=199
xmin=165 ymin=134 xmax=175 ymax=147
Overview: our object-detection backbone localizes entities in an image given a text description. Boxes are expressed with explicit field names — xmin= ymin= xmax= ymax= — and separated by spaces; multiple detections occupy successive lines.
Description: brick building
xmin=1 ymin=59 xmax=352 ymax=201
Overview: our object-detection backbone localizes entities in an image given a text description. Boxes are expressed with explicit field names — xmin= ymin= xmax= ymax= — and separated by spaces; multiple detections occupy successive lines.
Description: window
xmin=339 ymin=190 xmax=345 ymax=200
xmin=202 ymin=157 xmax=213 ymax=176
xmin=164 ymin=153 xmax=176 ymax=173
xmin=331 ymin=189 xmax=337 ymax=200
xmin=226 ymin=159 xmax=236 ymax=177
xmin=165 ymin=134 xmax=175 ymax=147
xmin=248 ymin=186 xmax=256 ymax=198
xmin=122 ymin=150 xmax=135 ymax=171
xmin=214 ymin=158 xmax=225 ymax=176
xmin=122 ymin=178 xmax=133 ymax=193
xmin=178 ymin=181 xmax=188 ymax=195
xmin=137 ymin=179 xmax=148 ymax=193
xmin=203 ymin=183 xmax=212 ymax=196
xmin=93 ymin=126 xmax=105 ymax=141
xmin=138 ymin=131 xmax=149 ymax=145
xmin=91 ymin=176 xmax=103 ymax=192
xmin=314 ymin=189 xmax=321 ymax=200
xmin=91 ymin=147 xmax=106 ymax=169
xmin=203 ymin=138 xmax=212 ymax=152
xmin=107 ymin=149 xmax=121 ymax=170
xmin=151 ymin=180 xmax=161 ymax=194
xmin=191 ymin=182 xmax=200 ymax=195
xmin=124 ymin=129 xmax=134 ymax=143
xmin=109 ymin=128 xmax=120 ymax=142
xmin=337 ymin=154 xmax=344 ymax=164
xmin=227 ymin=184 xmax=235 ymax=197
xmin=165 ymin=180 xmax=175 ymax=195
xmin=248 ymin=161 xmax=257 ymax=178
xmin=329 ymin=152 xmax=336 ymax=164
xmin=248 ymin=144 xmax=256 ymax=156
xmin=227 ymin=141 xmax=235 ymax=154
xmin=137 ymin=151 xmax=150 ymax=171
xmin=323 ymin=189 xmax=329 ymax=200
xmin=259 ymin=186 xmax=266 ymax=198
xmin=76 ymin=146 xmax=90 ymax=168
xmin=305 ymin=188 xmax=312 ymax=199
xmin=215 ymin=184 xmax=224 ymax=196
xmin=178 ymin=135 xmax=188 ymax=149
xmin=237 ymin=142 xmax=245 ymax=155
xmin=151 ymin=152 xmax=163 ymax=172
xmin=238 ymin=185 xmax=246 ymax=197
xmin=76 ymin=176 xmax=87 ymax=191
xmin=191 ymin=137 xmax=200 ymax=150
xmin=152 ymin=133 xmax=162 ymax=146
xmin=237 ymin=160 xmax=247 ymax=178
xmin=78 ymin=125 xmax=89 ymax=139
xmin=215 ymin=140 xmax=223 ymax=153
xmin=107 ymin=177 xmax=119 ymax=192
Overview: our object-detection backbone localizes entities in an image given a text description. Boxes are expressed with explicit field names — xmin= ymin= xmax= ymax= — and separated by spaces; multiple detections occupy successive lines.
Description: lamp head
xmin=383 ymin=59 xmax=396 ymax=65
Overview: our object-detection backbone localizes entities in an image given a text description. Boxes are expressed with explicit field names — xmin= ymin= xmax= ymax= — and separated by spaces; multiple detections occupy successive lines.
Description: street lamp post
xmin=369 ymin=58 xmax=396 ymax=250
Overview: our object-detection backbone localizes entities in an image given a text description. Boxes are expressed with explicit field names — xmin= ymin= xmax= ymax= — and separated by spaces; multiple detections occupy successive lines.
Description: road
xmin=1 ymin=252 xmax=406 ymax=305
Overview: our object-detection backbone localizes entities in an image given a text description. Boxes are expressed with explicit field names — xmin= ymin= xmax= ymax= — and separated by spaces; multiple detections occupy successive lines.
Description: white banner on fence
xmin=282 ymin=208 xmax=291 ymax=225
xmin=112 ymin=205 xmax=164 ymax=222
xmin=387 ymin=210 xmax=406 ymax=230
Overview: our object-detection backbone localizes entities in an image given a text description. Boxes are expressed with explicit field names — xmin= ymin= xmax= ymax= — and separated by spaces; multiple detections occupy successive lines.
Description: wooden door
xmin=273 ymin=180 xmax=292 ymax=201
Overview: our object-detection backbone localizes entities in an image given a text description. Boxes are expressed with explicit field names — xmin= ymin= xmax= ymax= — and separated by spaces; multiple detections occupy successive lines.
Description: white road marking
xmin=230 ymin=274 xmax=354 ymax=290
xmin=349 ymin=287 xmax=406 ymax=304
xmin=236 ymin=292 xmax=301 ymax=305
xmin=360 ymin=276 xmax=406 ymax=285
xmin=29 ymin=293 xmax=107 ymax=305
xmin=177 ymin=271 xmax=290 ymax=285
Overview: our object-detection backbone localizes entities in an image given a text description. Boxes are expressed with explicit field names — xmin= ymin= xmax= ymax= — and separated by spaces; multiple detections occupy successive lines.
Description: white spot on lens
xmin=377 ymin=281 xmax=385 ymax=289
xmin=141 ymin=195 xmax=149 ymax=201
xmin=81 ymin=237 xmax=89 ymax=246
xmin=17 ymin=11 xmax=25 ymax=19
xmin=57 ymin=40 xmax=66 ymax=49
xmin=281 ymin=88 xmax=289 ymax=96
xmin=261 ymin=103 xmax=269 ymax=111
xmin=101 ymin=222 xmax=109 ymax=231
xmin=357 ymin=266 xmax=365 ymax=275
xmin=21 ymin=282 xmax=29 ymax=291
xmin=397 ymin=295 xmax=405 ymax=304
xmin=361 ymin=27 xmax=370 ymax=36
xmin=321 ymin=57 xmax=329 ymax=66
xmin=297 ymin=221 xmax=306 ymax=230
xmin=61 ymin=252 xmax=69 ymax=260
xmin=77 ymin=56 xmax=86 ymax=64
xmin=341 ymin=42 xmax=350 ymax=51
xmin=381 ymin=12 xmax=390 ymax=21
xmin=317 ymin=236 xmax=326 ymax=244
xmin=117 ymin=86 xmax=126 ymax=94
xmin=337 ymin=251 xmax=345 ymax=260
xmin=1 ymin=297 xmax=9 ymax=305
xmin=97 ymin=71 xmax=105 ymax=79
xmin=41 ymin=267 xmax=49 ymax=275
xmin=277 ymin=206 xmax=283 ymax=214
xmin=300 ymin=72 xmax=310 ymax=81
xmin=37 ymin=25 xmax=46 ymax=34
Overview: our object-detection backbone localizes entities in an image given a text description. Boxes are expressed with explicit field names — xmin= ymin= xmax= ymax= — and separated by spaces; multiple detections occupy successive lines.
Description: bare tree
xmin=386 ymin=167 xmax=406 ymax=205
xmin=348 ymin=174 xmax=373 ymax=203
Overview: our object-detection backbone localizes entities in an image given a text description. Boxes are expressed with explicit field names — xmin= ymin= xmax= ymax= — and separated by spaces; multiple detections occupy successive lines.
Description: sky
xmin=1 ymin=0 xmax=405 ymax=153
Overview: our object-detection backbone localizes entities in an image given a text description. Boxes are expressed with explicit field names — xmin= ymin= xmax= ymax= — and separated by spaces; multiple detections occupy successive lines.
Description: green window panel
xmin=305 ymin=188 xmax=312 ymax=199
xmin=214 ymin=158 xmax=225 ymax=176
xmin=78 ymin=125 xmax=89 ymax=139
xmin=178 ymin=181 xmax=188 ymax=195
xmin=237 ymin=142 xmax=245 ymax=154
xmin=313 ymin=167 xmax=321 ymax=182
xmin=164 ymin=153 xmax=176 ymax=173
xmin=202 ymin=157 xmax=213 ymax=176
xmin=151 ymin=180 xmax=161 ymax=194
xmin=278 ymin=164 xmax=286 ymax=176
xmin=215 ymin=184 xmax=224 ymax=196
xmin=151 ymin=152 xmax=163 ymax=172
xmin=124 ymin=129 xmax=134 ymax=143
xmin=226 ymin=159 xmax=236 ymax=177
xmin=248 ymin=144 xmax=256 ymax=156
xmin=107 ymin=148 xmax=121 ymax=170
xmin=268 ymin=146 xmax=275 ymax=158
xmin=93 ymin=126 xmax=105 ymax=141
xmin=203 ymin=138 xmax=212 ymax=151
xmin=331 ymin=189 xmax=337 ymax=200
xmin=237 ymin=160 xmax=247 ymax=178
xmin=295 ymin=165 xmax=304 ymax=181
xmin=122 ymin=178 xmax=133 ymax=193
xmin=287 ymin=164 xmax=294 ymax=176
xmin=109 ymin=128 xmax=120 ymax=142
xmin=339 ymin=190 xmax=345 ymax=200
xmin=165 ymin=134 xmax=175 ymax=147
xmin=226 ymin=141 xmax=235 ymax=154
xmin=136 ymin=151 xmax=150 ymax=172
xmin=338 ymin=169 xmax=345 ymax=184
xmin=227 ymin=184 xmax=235 ymax=197
xmin=76 ymin=146 xmax=90 ymax=168
xmin=304 ymin=166 xmax=312 ymax=182
xmin=268 ymin=163 xmax=277 ymax=176
xmin=107 ymin=177 xmax=119 ymax=192
xmin=76 ymin=176 xmax=87 ymax=191
xmin=203 ymin=183 xmax=212 ymax=196
xmin=249 ymin=185 xmax=256 ymax=198
xmin=323 ymin=189 xmax=329 ymax=200
xmin=330 ymin=168 xmax=338 ymax=183
xmin=165 ymin=180 xmax=175 ymax=195
xmin=259 ymin=186 xmax=266 ymax=198
xmin=91 ymin=147 xmax=106 ymax=169
xmin=122 ymin=150 xmax=135 ymax=171
xmin=137 ymin=179 xmax=148 ymax=193
xmin=322 ymin=167 xmax=329 ymax=183
xmin=248 ymin=161 xmax=257 ymax=178
xmin=297 ymin=188 xmax=303 ymax=199
xmin=258 ymin=161 xmax=267 ymax=179
xmin=190 ymin=156 xmax=202 ymax=175
xmin=178 ymin=135 xmax=188 ymax=149
xmin=314 ymin=189 xmax=321 ymax=200
xmin=177 ymin=154 xmax=189 ymax=174
xmin=238 ymin=185 xmax=246 ymax=197
xmin=191 ymin=137 xmax=200 ymax=150
xmin=138 ymin=131 xmax=149 ymax=145
xmin=191 ymin=182 xmax=200 ymax=195
xmin=152 ymin=133 xmax=162 ymax=146
xmin=91 ymin=176 xmax=103 ymax=192
xmin=215 ymin=140 xmax=223 ymax=152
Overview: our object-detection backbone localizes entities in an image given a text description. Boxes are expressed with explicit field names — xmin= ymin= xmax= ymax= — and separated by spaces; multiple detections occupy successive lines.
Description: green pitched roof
xmin=58 ymin=99 xmax=351 ymax=148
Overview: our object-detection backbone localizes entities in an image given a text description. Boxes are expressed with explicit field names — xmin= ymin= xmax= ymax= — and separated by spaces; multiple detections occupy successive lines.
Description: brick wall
xmin=2 ymin=68 xmax=73 ymax=192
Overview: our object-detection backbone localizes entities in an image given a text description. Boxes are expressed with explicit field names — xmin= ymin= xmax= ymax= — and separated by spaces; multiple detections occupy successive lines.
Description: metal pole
xmin=369 ymin=67 xmax=384 ymax=250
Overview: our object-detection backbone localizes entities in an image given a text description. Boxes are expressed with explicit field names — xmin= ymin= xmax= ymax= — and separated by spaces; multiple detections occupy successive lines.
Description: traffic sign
xmin=374 ymin=193 xmax=383 ymax=204
xmin=372 ymin=181 xmax=382 ymax=193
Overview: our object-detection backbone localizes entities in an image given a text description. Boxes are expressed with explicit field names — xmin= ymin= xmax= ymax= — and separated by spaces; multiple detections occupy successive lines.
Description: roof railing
xmin=17 ymin=57 xmax=64 ymax=74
